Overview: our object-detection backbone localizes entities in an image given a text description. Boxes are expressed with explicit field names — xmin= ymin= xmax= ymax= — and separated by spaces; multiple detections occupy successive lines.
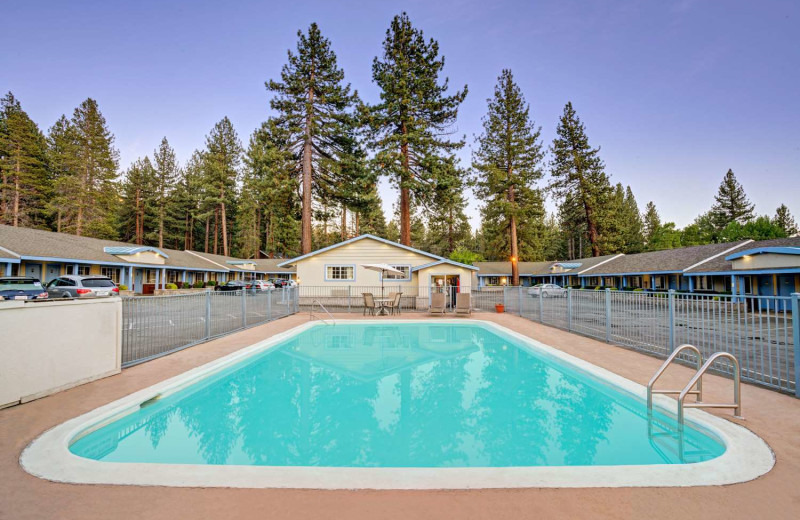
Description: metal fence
xmin=121 ymin=288 xmax=298 ymax=367
xmin=506 ymin=287 xmax=799 ymax=396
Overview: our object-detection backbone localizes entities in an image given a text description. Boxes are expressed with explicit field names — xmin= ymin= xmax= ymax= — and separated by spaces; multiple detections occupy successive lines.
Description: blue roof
xmin=277 ymin=234 xmax=478 ymax=271
xmin=103 ymin=246 xmax=168 ymax=258
xmin=725 ymin=246 xmax=800 ymax=261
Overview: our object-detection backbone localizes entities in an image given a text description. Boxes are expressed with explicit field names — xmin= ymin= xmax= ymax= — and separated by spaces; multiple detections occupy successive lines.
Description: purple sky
xmin=3 ymin=0 xmax=798 ymax=229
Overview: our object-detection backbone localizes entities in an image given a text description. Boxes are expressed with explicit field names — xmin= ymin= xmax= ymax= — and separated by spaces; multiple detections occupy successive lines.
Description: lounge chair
xmin=388 ymin=292 xmax=403 ymax=315
xmin=454 ymin=293 xmax=471 ymax=316
xmin=362 ymin=293 xmax=376 ymax=316
xmin=429 ymin=292 xmax=446 ymax=315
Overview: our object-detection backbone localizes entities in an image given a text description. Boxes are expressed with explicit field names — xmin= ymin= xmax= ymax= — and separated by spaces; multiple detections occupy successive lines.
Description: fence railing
xmin=121 ymin=287 xmax=298 ymax=367
xmin=506 ymin=287 xmax=798 ymax=396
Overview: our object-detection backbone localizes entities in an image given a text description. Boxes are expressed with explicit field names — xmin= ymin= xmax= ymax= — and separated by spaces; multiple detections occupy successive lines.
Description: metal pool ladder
xmin=647 ymin=344 xmax=743 ymax=428
xmin=310 ymin=299 xmax=336 ymax=326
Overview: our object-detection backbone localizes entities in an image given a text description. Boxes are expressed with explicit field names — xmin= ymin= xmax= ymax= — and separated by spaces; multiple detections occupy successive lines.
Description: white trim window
xmin=76 ymin=265 xmax=91 ymax=276
xmin=383 ymin=265 xmax=411 ymax=280
xmin=100 ymin=267 xmax=120 ymax=283
xmin=326 ymin=265 xmax=354 ymax=281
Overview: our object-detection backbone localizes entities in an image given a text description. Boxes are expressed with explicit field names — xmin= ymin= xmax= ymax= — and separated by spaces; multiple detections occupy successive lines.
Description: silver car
xmin=46 ymin=275 xmax=119 ymax=299
xmin=528 ymin=283 xmax=566 ymax=298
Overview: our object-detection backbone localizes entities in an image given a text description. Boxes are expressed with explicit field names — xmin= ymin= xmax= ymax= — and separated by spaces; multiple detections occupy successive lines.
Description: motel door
xmin=44 ymin=264 xmax=61 ymax=283
xmin=431 ymin=274 xmax=460 ymax=309
xmin=25 ymin=263 xmax=42 ymax=281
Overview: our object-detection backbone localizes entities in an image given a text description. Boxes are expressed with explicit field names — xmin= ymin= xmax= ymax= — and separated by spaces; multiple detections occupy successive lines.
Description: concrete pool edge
xmin=20 ymin=319 xmax=775 ymax=489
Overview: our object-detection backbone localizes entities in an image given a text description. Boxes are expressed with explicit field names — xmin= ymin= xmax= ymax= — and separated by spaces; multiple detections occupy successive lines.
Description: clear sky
xmin=2 ymin=0 xmax=798 ymax=229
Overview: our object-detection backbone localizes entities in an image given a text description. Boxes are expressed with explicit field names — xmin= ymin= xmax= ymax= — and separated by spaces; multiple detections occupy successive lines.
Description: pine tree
xmin=472 ymin=69 xmax=544 ymax=283
xmin=597 ymin=183 xmax=627 ymax=254
xmin=0 ymin=92 xmax=51 ymax=228
xmin=549 ymin=102 xmax=612 ymax=257
xmin=423 ymin=155 xmax=471 ymax=256
xmin=173 ymin=150 xmax=206 ymax=251
xmin=366 ymin=12 xmax=467 ymax=246
xmin=621 ymin=187 xmax=645 ymax=253
xmin=267 ymin=23 xmax=359 ymax=254
xmin=55 ymin=98 xmax=120 ymax=238
xmin=352 ymin=181 xmax=386 ymax=237
xmin=773 ymin=204 xmax=797 ymax=236
xmin=710 ymin=169 xmax=754 ymax=230
xmin=202 ymin=117 xmax=242 ymax=256
xmin=152 ymin=137 xmax=181 ymax=248
xmin=238 ymin=120 xmax=300 ymax=258
xmin=642 ymin=201 xmax=661 ymax=249
xmin=46 ymin=115 xmax=78 ymax=233
xmin=118 ymin=157 xmax=156 ymax=244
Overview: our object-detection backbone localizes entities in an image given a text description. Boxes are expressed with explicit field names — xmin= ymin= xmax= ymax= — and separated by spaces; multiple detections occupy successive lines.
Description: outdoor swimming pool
xmin=70 ymin=321 xmax=725 ymax=467
xmin=22 ymin=320 xmax=774 ymax=488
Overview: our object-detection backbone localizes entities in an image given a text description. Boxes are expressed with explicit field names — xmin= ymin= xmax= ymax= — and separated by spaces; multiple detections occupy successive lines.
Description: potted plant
xmin=495 ymin=303 xmax=505 ymax=313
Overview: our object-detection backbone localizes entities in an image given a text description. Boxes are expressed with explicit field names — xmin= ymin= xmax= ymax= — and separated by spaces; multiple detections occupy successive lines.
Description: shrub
xmin=193 ymin=281 xmax=205 ymax=289
xmin=633 ymin=288 xmax=644 ymax=292
xmin=118 ymin=284 xmax=128 ymax=291
xmin=622 ymin=286 xmax=635 ymax=291
xmin=609 ymin=287 xmax=618 ymax=291
xmin=206 ymin=280 xmax=217 ymax=287
xmin=165 ymin=283 xmax=178 ymax=290
xmin=181 ymin=282 xmax=191 ymax=289
xmin=594 ymin=286 xmax=603 ymax=290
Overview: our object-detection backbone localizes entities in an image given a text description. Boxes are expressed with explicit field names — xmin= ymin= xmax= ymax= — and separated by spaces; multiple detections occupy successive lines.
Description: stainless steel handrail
xmin=678 ymin=352 xmax=742 ymax=427
xmin=647 ymin=344 xmax=704 ymax=412
xmin=310 ymin=299 xmax=335 ymax=326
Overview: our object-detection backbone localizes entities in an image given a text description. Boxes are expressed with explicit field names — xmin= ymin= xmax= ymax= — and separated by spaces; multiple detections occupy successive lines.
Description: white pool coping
xmin=20 ymin=319 xmax=775 ymax=489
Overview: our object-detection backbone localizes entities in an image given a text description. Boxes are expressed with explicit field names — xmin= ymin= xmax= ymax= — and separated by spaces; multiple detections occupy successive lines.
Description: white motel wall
xmin=0 ymin=298 xmax=122 ymax=409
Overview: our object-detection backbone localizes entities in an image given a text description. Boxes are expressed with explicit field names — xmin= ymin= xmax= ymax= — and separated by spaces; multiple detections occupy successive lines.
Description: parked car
xmin=45 ymin=275 xmax=119 ymax=299
xmin=0 ymin=277 xmax=49 ymax=301
xmin=214 ymin=280 xmax=252 ymax=292
xmin=252 ymin=280 xmax=275 ymax=291
xmin=269 ymin=278 xmax=290 ymax=288
xmin=528 ymin=283 xmax=566 ymax=298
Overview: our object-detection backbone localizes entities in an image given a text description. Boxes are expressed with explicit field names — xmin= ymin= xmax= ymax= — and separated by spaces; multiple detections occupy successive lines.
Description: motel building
xmin=473 ymin=237 xmax=800 ymax=309
xmin=0 ymin=225 xmax=295 ymax=294
xmin=277 ymin=234 xmax=478 ymax=306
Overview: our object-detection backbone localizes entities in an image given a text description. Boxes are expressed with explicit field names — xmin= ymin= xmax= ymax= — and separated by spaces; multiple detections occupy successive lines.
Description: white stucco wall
xmin=0 ymin=298 xmax=122 ymax=409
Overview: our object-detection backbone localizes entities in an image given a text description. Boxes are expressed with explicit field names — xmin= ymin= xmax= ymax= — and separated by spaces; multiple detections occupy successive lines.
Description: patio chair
xmin=454 ymin=293 xmax=471 ymax=317
xmin=389 ymin=292 xmax=403 ymax=315
xmin=362 ymin=292 xmax=376 ymax=316
xmin=429 ymin=292 xmax=446 ymax=315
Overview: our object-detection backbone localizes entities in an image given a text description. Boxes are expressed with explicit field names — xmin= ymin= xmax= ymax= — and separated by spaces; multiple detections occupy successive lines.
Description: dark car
xmin=214 ymin=280 xmax=252 ymax=292
xmin=0 ymin=277 xmax=49 ymax=301
xmin=269 ymin=278 xmax=289 ymax=288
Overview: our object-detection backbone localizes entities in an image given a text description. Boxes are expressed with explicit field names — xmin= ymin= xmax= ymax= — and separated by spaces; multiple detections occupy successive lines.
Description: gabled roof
xmin=686 ymin=237 xmax=800 ymax=274
xmin=473 ymin=261 xmax=552 ymax=276
xmin=104 ymin=246 xmax=169 ymax=258
xmin=725 ymin=246 xmax=800 ymax=261
xmin=277 ymin=234 xmax=476 ymax=271
xmin=411 ymin=259 xmax=479 ymax=272
xmin=587 ymin=241 xmax=752 ymax=276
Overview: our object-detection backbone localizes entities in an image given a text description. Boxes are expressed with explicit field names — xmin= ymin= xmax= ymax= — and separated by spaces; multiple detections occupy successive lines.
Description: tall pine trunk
xmin=508 ymin=181 xmax=519 ymax=286
xmin=340 ymin=204 xmax=347 ymax=241
xmin=300 ymin=72 xmax=315 ymax=255
xmin=213 ymin=207 xmax=218 ymax=255
xmin=204 ymin=215 xmax=210 ymax=253
xmin=13 ymin=151 xmax=20 ymax=226
xmin=399 ymin=122 xmax=411 ymax=246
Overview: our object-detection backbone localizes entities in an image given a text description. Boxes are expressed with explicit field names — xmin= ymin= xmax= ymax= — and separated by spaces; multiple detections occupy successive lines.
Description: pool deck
xmin=1 ymin=312 xmax=799 ymax=520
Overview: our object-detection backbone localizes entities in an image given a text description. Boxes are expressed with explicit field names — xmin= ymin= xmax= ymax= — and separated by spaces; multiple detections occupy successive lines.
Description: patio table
xmin=374 ymin=298 xmax=392 ymax=316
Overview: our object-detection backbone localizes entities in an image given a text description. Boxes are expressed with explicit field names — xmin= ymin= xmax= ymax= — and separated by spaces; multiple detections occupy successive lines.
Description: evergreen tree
xmin=202 ymin=117 xmax=242 ymax=256
xmin=648 ymin=222 xmax=682 ymax=251
xmin=472 ymin=69 xmax=544 ymax=283
xmin=681 ymin=211 xmax=717 ymax=246
xmin=56 ymin=98 xmax=120 ymax=238
xmin=366 ymin=12 xmax=467 ymax=246
xmin=46 ymin=115 xmax=78 ymax=233
xmin=773 ymin=204 xmax=798 ymax=236
xmin=238 ymin=120 xmax=300 ymax=258
xmin=710 ymin=169 xmax=754 ymax=230
xmin=549 ymin=102 xmax=612 ymax=257
xmin=0 ymin=92 xmax=51 ymax=228
xmin=118 ymin=157 xmax=156 ymax=244
xmin=719 ymin=215 xmax=787 ymax=242
xmin=267 ymin=23 xmax=359 ymax=254
xmin=621 ymin=187 xmax=645 ymax=253
xmin=642 ymin=201 xmax=661 ymax=248
xmin=424 ymin=155 xmax=471 ymax=256
xmin=151 ymin=137 xmax=181 ymax=248
xmin=597 ymin=183 xmax=627 ymax=254
xmin=352 ymin=181 xmax=386 ymax=237
xmin=173 ymin=150 xmax=206 ymax=251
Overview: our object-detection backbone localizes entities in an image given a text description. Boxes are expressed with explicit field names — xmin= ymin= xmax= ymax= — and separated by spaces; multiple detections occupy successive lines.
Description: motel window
xmin=76 ymin=265 xmax=91 ymax=276
xmin=654 ymin=276 xmax=666 ymax=290
xmin=604 ymin=277 xmax=615 ymax=287
xmin=100 ymin=267 xmax=120 ymax=283
xmin=696 ymin=276 xmax=711 ymax=291
xmin=167 ymin=270 xmax=180 ymax=284
xmin=724 ymin=277 xmax=732 ymax=292
xmin=145 ymin=269 xmax=157 ymax=284
xmin=631 ymin=276 xmax=641 ymax=288
xmin=326 ymin=265 xmax=354 ymax=281
xmin=383 ymin=265 xmax=411 ymax=280
xmin=743 ymin=277 xmax=752 ymax=294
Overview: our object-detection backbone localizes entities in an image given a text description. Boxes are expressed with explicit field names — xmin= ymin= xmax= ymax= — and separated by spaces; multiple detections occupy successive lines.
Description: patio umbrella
xmin=361 ymin=263 xmax=405 ymax=299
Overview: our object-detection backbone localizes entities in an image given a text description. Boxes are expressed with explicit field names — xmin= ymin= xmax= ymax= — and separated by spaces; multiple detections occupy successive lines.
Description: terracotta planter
xmin=495 ymin=303 xmax=505 ymax=313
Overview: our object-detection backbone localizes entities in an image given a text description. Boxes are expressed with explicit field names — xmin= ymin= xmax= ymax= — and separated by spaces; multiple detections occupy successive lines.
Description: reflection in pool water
xmin=70 ymin=323 xmax=725 ymax=467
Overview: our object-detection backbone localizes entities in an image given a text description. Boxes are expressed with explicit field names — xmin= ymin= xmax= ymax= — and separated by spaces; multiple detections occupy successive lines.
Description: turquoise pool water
xmin=70 ymin=322 xmax=725 ymax=467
